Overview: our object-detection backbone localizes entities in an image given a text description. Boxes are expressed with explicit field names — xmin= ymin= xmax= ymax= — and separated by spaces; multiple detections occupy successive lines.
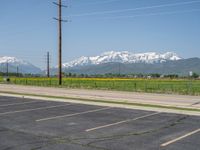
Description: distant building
xmin=147 ymin=76 xmax=152 ymax=79
xmin=189 ymin=71 xmax=193 ymax=77
xmin=160 ymin=75 xmax=165 ymax=78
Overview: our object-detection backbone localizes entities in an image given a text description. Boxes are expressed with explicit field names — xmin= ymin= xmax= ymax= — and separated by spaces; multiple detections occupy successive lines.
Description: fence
xmin=3 ymin=77 xmax=200 ymax=96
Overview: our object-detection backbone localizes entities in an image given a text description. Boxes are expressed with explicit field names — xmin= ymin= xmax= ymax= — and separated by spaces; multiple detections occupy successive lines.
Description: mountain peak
xmin=63 ymin=51 xmax=182 ymax=68
xmin=0 ymin=56 xmax=41 ymax=74
xmin=0 ymin=56 xmax=29 ymax=65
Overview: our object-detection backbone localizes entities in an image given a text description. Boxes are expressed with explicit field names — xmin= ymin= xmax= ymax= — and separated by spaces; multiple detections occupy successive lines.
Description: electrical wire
xmin=70 ymin=0 xmax=200 ymax=17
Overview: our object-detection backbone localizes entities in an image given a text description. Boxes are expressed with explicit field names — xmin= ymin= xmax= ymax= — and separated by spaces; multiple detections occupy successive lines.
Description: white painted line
xmin=85 ymin=112 xmax=161 ymax=132
xmin=0 ymin=101 xmax=42 ymax=107
xmin=0 ymin=104 xmax=72 ymax=115
xmin=161 ymin=128 xmax=200 ymax=147
xmin=36 ymin=107 xmax=112 ymax=122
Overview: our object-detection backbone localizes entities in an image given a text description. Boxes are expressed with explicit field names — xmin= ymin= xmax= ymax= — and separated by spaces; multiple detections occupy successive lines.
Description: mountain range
xmin=63 ymin=51 xmax=181 ymax=68
xmin=61 ymin=51 xmax=200 ymax=76
xmin=0 ymin=51 xmax=200 ymax=75
xmin=0 ymin=56 xmax=41 ymax=74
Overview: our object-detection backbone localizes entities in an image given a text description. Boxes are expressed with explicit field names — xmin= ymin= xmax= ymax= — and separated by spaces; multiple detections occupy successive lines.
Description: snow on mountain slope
xmin=0 ymin=56 xmax=41 ymax=74
xmin=0 ymin=56 xmax=30 ymax=65
xmin=63 ymin=51 xmax=182 ymax=68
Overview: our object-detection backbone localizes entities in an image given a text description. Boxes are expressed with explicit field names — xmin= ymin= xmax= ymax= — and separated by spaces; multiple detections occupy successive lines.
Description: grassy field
xmin=1 ymin=77 xmax=200 ymax=96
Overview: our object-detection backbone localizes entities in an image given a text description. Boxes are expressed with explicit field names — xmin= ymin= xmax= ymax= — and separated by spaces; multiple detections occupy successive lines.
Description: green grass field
xmin=1 ymin=77 xmax=200 ymax=96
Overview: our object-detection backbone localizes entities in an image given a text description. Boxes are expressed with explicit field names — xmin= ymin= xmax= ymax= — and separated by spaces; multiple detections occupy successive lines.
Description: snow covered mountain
xmin=0 ymin=56 xmax=41 ymax=74
xmin=63 ymin=51 xmax=182 ymax=68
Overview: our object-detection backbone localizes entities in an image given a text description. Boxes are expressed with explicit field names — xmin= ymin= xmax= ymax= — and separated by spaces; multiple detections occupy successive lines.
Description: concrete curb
xmin=0 ymin=92 xmax=200 ymax=116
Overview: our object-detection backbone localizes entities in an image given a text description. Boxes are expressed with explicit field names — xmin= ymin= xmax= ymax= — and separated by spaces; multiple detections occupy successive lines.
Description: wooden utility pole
xmin=53 ymin=0 xmax=67 ymax=85
xmin=47 ymin=51 xmax=50 ymax=78
xmin=17 ymin=66 xmax=19 ymax=77
xmin=58 ymin=0 xmax=62 ymax=85
xmin=118 ymin=63 xmax=121 ymax=76
xmin=6 ymin=61 xmax=8 ymax=77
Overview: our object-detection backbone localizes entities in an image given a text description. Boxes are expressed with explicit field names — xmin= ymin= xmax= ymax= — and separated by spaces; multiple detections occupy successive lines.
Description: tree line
xmin=0 ymin=71 xmax=199 ymax=79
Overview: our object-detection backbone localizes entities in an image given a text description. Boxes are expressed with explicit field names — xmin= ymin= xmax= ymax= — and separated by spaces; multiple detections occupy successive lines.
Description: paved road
xmin=0 ymin=84 xmax=200 ymax=109
xmin=0 ymin=96 xmax=199 ymax=150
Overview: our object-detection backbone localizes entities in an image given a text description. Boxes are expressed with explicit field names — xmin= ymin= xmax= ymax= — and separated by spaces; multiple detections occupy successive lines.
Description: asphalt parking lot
xmin=0 ymin=96 xmax=199 ymax=150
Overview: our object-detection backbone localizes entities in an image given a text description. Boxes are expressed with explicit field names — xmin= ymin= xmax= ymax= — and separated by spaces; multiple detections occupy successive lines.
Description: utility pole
xmin=58 ymin=0 xmax=62 ymax=85
xmin=53 ymin=0 xmax=67 ymax=85
xmin=6 ymin=61 xmax=8 ymax=77
xmin=118 ymin=63 xmax=121 ymax=76
xmin=17 ymin=66 xmax=19 ymax=77
xmin=47 ymin=51 xmax=50 ymax=78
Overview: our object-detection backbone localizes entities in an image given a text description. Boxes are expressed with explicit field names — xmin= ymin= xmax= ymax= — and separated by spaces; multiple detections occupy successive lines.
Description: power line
xmin=104 ymin=9 xmax=200 ymax=19
xmin=70 ymin=0 xmax=200 ymax=17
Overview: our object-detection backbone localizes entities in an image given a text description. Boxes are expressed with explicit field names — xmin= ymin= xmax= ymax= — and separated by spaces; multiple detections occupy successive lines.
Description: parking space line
xmin=161 ymin=128 xmax=200 ymax=147
xmin=0 ymin=101 xmax=42 ymax=107
xmin=0 ymin=104 xmax=73 ymax=116
xmin=36 ymin=107 xmax=112 ymax=122
xmin=85 ymin=112 xmax=161 ymax=132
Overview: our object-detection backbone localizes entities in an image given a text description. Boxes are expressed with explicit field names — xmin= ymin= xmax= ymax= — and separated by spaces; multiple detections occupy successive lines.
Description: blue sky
xmin=0 ymin=0 xmax=200 ymax=68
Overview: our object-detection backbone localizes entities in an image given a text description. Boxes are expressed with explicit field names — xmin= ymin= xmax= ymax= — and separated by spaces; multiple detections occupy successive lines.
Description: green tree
xmin=192 ymin=72 xmax=199 ymax=79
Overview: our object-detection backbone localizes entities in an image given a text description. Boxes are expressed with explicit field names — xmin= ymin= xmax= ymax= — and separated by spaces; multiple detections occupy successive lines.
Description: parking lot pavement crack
xmin=3 ymin=135 xmax=110 ymax=150
xmin=44 ymin=137 xmax=110 ymax=150
xmin=0 ymin=128 xmax=9 ymax=133
xmin=17 ymin=136 xmax=110 ymax=150
xmin=30 ymin=146 xmax=43 ymax=150
xmin=70 ymin=116 xmax=188 ymax=148
xmin=2 ymin=146 xmax=13 ymax=150
xmin=191 ymin=101 xmax=200 ymax=106
xmin=0 ymin=111 xmax=188 ymax=150
xmin=0 ymin=127 xmax=109 ymax=150
xmin=0 ymin=127 xmax=53 ymax=150
xmin=0 ymin=116 xmax=188 ymax=150
xmin=69 ymin=140 xmax=109 ymax=150
xmin=2 ymin=141 xmax=47 ymax=150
